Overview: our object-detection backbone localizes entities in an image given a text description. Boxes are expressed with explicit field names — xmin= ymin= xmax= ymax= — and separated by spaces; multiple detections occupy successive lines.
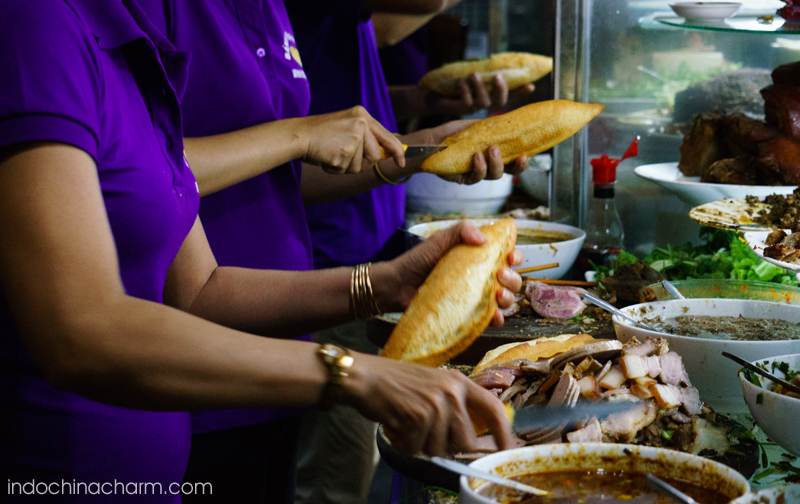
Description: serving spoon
xmin=645 ymin=474 xmax=698 ymax=504
xmin=426 ymin=456 xmax=550 ymax=496
xmin=661 ymin=279 xmax=686 ymax=300
xmin=722 ymin=351 xmax=800 ymax=395
xmin=580 ymin=293 xmax=658 ymax=332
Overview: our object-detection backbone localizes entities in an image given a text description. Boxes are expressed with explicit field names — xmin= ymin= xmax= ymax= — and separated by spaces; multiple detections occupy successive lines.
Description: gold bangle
xmin=316 ymin=343 xmax=354 ymax=410
xmin=373 ymin=162 xmax=409 ymax=186
xmin=350 ymin=263 xmax=383 ymax=320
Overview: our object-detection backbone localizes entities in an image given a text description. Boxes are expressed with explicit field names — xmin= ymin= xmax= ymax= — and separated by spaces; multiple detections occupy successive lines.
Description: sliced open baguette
xmin=381 ymin=218 xmax=517 ymax=367
xmin=421 ymin=100 xmax=604 ymax=175
xmin=418 ymin=52 xmax=553 ymax=96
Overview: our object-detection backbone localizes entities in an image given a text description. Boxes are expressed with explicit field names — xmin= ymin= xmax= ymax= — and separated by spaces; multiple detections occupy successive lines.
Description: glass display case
xmin=552 ymin=0 xmax=800 ymax=256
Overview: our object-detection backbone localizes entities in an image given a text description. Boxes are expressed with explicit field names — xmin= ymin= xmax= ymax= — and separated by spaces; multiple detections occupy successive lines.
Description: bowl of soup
xmin=460 ymin=443 xmax=749 ymax=504
xmin=406 ymin=219 xmax=585 ymax=280
xmin=613 ymin=298 xmax=800 ymax=412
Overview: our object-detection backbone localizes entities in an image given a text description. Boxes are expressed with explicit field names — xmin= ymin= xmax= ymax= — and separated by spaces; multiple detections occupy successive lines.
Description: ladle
xmin=661 ymin=279 xmax=686 ymax=300
xmin=645 ymin=474 xmax=698 ymax=504
xmin=426 ymin=456 xmax=549 ymax=496
xmin=580 ymin=293 xmax=657 ymax=332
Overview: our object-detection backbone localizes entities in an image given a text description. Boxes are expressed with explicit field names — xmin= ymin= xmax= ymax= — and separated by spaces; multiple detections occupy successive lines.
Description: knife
xmin=512 ymin=401 xmax=640 ymax=433
xmin=379 ymin=144 xmax=446 ymax=160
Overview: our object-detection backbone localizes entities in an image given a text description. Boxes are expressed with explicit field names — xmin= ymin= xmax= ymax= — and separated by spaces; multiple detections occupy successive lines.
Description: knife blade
xmin=512 ymin=401 xmax=640 ymax=433
xmin=379 ymin=144 xmax=446 ymax=160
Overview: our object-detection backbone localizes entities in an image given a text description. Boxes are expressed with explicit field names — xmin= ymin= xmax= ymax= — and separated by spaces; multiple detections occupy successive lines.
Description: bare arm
xmin=301 ymin=120 xmax=530 ymax=204
xmin=183 ymin=107 xmax=406 ymax=196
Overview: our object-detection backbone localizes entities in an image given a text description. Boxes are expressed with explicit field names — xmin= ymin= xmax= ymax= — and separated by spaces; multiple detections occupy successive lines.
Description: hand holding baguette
xmin=383 ymin=218 xmax=520 ymax=367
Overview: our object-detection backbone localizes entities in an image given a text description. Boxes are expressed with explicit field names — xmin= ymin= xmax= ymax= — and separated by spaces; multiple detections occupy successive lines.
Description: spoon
xmin=722 ymin=351 xmax=800 ymax=395
xmin=661 ymin=279 xmax=686 ymax=300
xmin=426 ymin=456 xmax=550 ymax=496
xmin=645 ymin=474 xmax=698 ymax=504
xmin=580 ymin=293 xmax=657 ymax=332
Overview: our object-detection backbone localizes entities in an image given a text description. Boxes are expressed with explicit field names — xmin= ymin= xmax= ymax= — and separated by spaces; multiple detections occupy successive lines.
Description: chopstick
xmin=522 ymin=278 xmax=598 ymax=287
xmin=515 ymin=263 xmax=559 ymax=274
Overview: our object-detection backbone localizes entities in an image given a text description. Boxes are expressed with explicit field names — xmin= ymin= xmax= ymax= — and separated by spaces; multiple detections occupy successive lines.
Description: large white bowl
xmin=405 ymin=219 xmax=586 ymax=280
xmin=739 ymin=353 xmax=800 ymax=457
xmin=634 ymin=162 xmax=796 ymax=206
xmin=406 ymin=173 xmax=514 ymax=215
xmin=460 ymin=443 xmax=749 ymax=504
xmin=613 ymin=298 xmax=800 ymax=413
xmin=731 ymin=486 xmax=800 ymax=504
xmin=516 ymin=153 xmax=551 ymax=203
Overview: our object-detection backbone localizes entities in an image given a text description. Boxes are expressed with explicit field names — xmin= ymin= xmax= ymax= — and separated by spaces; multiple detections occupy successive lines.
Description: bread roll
xmin=421 ymin=100 xmax=604 ymax=175
xmin=471 ymin=333 xmax=597 ymax=374
xmin=381 ymin=218 xmax=517 ymax=367
xmin=418 ymin=52 xmax=553 ymax=96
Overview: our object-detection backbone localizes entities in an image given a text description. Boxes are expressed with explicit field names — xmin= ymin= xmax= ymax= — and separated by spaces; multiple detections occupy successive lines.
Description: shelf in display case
xmin=655 ymin=14 xmax=800 ymax=33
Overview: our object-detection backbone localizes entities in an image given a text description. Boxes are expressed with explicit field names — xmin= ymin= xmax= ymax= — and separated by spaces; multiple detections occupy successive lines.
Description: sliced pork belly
xmin=526 ymin=281 xmax=587 ymax=319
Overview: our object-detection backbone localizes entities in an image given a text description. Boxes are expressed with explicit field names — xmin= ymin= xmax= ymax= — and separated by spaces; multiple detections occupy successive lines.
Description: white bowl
xmin=739 ymin=353 xmax=800 ymax=457
xmin=516 ymin=154 xmax=551 ymax=203
xmin=405 ymin=219 xmax=586 ymax=280
xmin=670 ymin=2 xmax=742 ymax=22
xmin=613 ymin=298 xmax=800 ymax=412
xmin=406 ymin=173 xmax=513 ymax=215
xmin=460 ymin=443 xmax=749 ymax=504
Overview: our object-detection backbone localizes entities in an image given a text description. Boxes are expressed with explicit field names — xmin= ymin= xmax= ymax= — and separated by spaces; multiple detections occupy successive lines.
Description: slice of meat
xmin=526 ymin=282 xmax=587 ymax=319
xmin=679 ymin=386 xmax=703 ymax=416
xmin=600 ymin=399 xmax=658 ymax=443
xmin=622 ymin=338 xmax=657 ymax=357
xmin=577 ymin=375 xmax=603 ymax=402
xmin=762 ymin=83 xmax=800 ymax=139
xmin=659 ymin=352 xmax=692 ymax=387
xmin=548 ymin=373 xmax=577 ymax=407
xmin=757 ymin=134 xmax=800 ymax=184
xmin=471 ymin=368 xmax=517 ymax=389
xmin=649 ymin=383 xmax=682 ymax=409
xmin=566 ymin=418 xmax=603 ymax=443
xmin=598 ymin=365 xmax=626 ymax=390
xmin=766 ymin=228 xmax=788 ymax=246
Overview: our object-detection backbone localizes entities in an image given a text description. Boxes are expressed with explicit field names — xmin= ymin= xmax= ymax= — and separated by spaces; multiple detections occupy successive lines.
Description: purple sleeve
xmin=0 ymin=0 xmax=101 ymax=158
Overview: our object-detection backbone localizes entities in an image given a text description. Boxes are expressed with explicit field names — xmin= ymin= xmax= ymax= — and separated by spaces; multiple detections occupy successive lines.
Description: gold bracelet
xmin=373 ymin=162 xmax=409 ymax=186
xmin=316 ymin=343 xmax=354 ymax=410
xmin=350 ymin=263 xmax=383 ymax=320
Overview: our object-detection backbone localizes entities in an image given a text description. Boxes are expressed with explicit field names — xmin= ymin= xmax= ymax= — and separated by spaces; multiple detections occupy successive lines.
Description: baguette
xmin=381 ymin=218 xmax=517 ymax=367
xmin=418 ymin=52 xmax=553 ymax=96
xmin=421 ymin=100 xmax=604 ymax=175
xmin=471 ymin=333 xmax=597 ymax=374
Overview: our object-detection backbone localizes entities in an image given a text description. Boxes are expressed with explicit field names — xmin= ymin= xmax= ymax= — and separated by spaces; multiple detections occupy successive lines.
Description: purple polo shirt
xmin=0 ymin=1 xmax=197 ymax=501
xmin=286 ymin=0 xmax=407 ymax=268
xmin=135 ymin=0 xmax=313 ymax=433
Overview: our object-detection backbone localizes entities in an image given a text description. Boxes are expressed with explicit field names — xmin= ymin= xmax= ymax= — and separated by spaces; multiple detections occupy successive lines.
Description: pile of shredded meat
xmin=463 ymin=337 xmax=730 ymax=459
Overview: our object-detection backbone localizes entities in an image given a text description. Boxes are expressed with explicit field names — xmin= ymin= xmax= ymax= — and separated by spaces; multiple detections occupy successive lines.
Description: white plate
xmin=634 ymin=162 xmax=796 ymax=206
xmin=744 ymin=230 xmax=800 ymax=273
xmin=670 ymin=2 xmax=742 ymax=21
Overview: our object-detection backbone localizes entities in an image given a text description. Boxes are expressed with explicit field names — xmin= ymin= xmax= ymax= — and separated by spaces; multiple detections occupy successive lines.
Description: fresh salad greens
xmin=593 ymin=228 xmax=800 ymax=286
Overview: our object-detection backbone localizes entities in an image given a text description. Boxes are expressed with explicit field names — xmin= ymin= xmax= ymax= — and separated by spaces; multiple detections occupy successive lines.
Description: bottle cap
xmin=591 ymin=155 xmax=618 ymax=186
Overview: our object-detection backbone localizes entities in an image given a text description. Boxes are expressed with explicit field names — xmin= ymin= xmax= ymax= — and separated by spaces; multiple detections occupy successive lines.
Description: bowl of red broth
xmin=613 ymin=298 xmax=800 ymax=413
xmin=460 ymin=443 xmax=749 ymax=504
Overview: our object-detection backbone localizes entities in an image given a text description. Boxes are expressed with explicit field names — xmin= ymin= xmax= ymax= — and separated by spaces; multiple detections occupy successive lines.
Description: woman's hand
xmin=400 ymin=120 xmax=529 ymax=184
xmin=300 ymin=106 xmax=405 ymax=174
xmin=376 ymin=220 xmax=523 ymax=323
xmin=341 ymin=353 xmax=516 ymax=456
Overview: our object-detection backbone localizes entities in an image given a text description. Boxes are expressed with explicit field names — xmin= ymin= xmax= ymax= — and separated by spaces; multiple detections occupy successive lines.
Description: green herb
xmin=661 ymin=430 xmax=675 ymax=441
xmin=743 ymin=368 xmax=763 ymax=388
xmin=753 ymin=467 xmax=775 ymax=482
xmin=757 ymin=392 xmax=764 ymax=405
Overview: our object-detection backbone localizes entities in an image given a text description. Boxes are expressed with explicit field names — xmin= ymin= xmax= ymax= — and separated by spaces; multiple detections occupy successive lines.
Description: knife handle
xmin=379 ymin=144 xmax=408 ymax=160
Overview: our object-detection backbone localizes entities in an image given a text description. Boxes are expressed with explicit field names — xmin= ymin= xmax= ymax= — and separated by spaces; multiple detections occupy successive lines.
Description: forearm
xmin=182 ymin=261 xmax=403 ymax=337
xmin=55 ymin=294 xmax=329 ymax=411
xmin=300 ymin=160 xmax=418 ymax=204
xmin=183 ymin=117 xmax=308 ymax=196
